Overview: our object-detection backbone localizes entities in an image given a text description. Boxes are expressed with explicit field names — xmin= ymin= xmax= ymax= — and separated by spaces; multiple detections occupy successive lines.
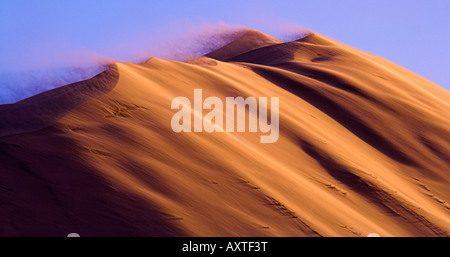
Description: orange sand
xmin=0 ymin=30 xmax=449 ymax=236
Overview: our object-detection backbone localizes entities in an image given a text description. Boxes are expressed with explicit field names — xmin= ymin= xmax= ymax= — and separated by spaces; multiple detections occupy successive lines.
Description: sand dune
xmin=0 ymin=29 xmax=449 ymax=236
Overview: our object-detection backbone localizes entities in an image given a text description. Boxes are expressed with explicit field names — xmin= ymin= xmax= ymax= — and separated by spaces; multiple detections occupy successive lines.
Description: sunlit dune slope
xmin=0 ymin=29 xmax=449 ymax=236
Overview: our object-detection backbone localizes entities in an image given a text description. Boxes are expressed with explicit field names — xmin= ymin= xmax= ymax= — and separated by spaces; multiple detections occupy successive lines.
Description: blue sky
xmin=1 ymin=0 xmax=449 ymax=103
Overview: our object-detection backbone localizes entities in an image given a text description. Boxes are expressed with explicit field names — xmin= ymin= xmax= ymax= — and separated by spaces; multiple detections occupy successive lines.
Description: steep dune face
xmin=0 ymin=30 xmax=449 ymax=236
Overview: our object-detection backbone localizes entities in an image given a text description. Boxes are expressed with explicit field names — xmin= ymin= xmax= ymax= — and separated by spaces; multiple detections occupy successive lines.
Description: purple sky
xmin=1 ymin=0 xmax=449 ymax=103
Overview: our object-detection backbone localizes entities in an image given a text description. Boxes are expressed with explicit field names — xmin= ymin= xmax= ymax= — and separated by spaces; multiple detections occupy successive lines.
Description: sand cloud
xmin=0 ymin=22 xmax=249 ymax=104
xmin=0 ymin=20 xmax=309 ymax=104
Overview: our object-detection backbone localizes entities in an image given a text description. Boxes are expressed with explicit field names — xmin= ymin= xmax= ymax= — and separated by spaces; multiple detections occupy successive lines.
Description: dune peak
xmin=204 ymin=29 xmax=283 ymax=61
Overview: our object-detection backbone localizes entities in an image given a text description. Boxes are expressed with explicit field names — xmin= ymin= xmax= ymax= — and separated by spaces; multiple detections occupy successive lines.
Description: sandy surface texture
xmin=0 ymin=30 xmax=449 ymax=236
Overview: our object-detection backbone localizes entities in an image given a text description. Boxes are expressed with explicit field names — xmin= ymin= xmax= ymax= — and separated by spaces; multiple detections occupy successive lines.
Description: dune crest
xmin=205 ymin=29 xmax=283 ymax=61
xmin=0 ymin=66 xmax=119 ymax=137
xmin=0 ymin=30 xmax=449 ymax=236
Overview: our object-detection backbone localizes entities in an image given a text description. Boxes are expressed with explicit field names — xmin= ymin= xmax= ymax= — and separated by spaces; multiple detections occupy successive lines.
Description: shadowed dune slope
xmin=0 ymin=31 xmax=449 ymax=236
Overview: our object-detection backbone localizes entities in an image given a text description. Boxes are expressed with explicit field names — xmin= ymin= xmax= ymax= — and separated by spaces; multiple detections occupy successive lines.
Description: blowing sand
xmin=0 ymin=29 xmax=449 ymax=236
